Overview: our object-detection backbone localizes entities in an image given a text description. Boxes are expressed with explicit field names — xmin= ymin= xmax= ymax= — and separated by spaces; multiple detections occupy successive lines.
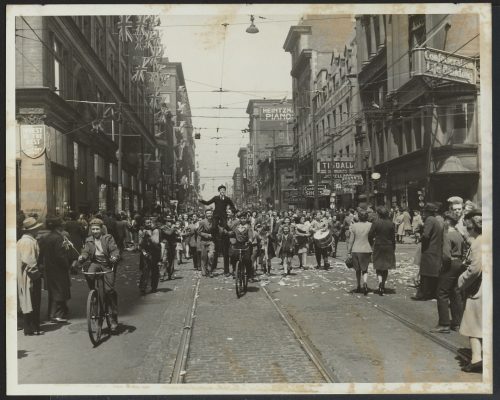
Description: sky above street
xmin=159 ymin=9 xmax=300 ymax=198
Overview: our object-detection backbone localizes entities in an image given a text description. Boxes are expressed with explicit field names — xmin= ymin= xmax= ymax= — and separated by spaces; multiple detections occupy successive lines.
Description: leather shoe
xmin=451 ymin=325 xmax=460 ymax=331
xmin=411 ymin=296 xmax=429 ymax=301
xmin=430 ymin=325 xmax=450 ymax=333
xmin=461 ymin=360 xmax=482 ymax=373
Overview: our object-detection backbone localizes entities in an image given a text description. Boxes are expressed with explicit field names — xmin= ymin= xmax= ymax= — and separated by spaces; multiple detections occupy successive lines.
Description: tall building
xmin=313 ymin=31 xmax=361 ymax=209
xmin=245 ymin=99 xmax=294 ymax=209
xmin=15 ymin=15 xmax=162 ymax=218
xmin=356 ymin=14 xmax=480 ymax=208
xmin=157 ymin=61 xmax=196 ymax=213
xmin=283 ymin=15 xmax=355 ymax=209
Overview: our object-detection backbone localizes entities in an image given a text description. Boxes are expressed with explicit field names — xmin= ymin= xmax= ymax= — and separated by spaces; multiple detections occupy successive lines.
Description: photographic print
xmin=6 ymin=3 xmax=492 ymax=395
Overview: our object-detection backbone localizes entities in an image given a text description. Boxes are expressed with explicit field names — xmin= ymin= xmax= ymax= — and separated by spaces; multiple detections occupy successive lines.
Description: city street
xmin=17 ymin=242 xmax=481 ymax=384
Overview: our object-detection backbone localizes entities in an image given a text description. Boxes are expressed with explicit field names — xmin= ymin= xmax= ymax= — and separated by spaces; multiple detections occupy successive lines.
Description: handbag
xmin=24 ymin=262 xmax=41 ymax=280
xmin=345 ymin=254 xmax=353 ymax=269
xmin=463 ymin=273 xmax=482 ymax=299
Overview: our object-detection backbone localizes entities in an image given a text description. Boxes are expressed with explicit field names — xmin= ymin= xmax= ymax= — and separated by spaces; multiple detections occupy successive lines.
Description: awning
xmin=432 ymin=156 xmax=478 ymax=174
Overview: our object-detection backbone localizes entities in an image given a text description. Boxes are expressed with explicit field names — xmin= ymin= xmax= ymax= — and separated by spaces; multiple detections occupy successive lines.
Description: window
xmin=409 ymin=15 xmax=426 ymax=48
xmin=333 ymin=110 xmax=337 ymax=129
xmin=48 ymin=127 xmax=68 ymax=167
xmin=413 ymin=114 xmax=422 ymax=149
xmin=53 ymin=174 xmax=71 ymax=217
xmin=52 ymin=36 xmax=64 ymax=96
xmin=339 ymin=104 xmax=343 ymax=123
xmin=346 ymin=98 xmax=351 ymax=118
xmin=409 ymin=15 xmax=426 ymax=71
xmin=346 ymin=145 xmax=350 ymax=156
xmin=404 ymin=119 xmax=413 ymax=153
xmin=83 ymin=16 xmax=91 ymax=41
xmin=95 ymin=22 xmax=105 ymax=61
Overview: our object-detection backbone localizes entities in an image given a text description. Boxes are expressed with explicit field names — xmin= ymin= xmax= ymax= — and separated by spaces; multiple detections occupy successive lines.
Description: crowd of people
xmin=16 ymin=188 xmax=483 ymax=373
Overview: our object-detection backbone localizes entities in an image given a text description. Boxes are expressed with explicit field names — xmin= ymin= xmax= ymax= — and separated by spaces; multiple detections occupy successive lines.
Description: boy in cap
xmin=79 ymin=218 xmax=120 ymax=332
xmin=198 ymin=184 xmax=237 ymax=235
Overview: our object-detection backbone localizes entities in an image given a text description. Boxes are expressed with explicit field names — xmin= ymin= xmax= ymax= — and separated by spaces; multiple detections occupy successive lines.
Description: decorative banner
xmin=117 ymin=15 xmax=134 ymax=42
xmin=20 ymin=125 xmax=45 ymax=158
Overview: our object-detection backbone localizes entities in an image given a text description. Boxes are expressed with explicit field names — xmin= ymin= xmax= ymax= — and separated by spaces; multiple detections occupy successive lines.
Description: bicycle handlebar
xmin=81 ymin=268 xmax=115 ymax=276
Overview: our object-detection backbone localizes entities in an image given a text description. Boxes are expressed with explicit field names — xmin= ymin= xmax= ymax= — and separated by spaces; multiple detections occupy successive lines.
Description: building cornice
xmin=283 ymin=25 xmax=312 ymax=52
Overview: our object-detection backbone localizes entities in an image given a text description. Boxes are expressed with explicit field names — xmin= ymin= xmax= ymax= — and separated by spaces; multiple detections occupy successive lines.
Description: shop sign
xmin=303 ymin=184 xmax=330 ymax=197
xmin=20 ymin=125 xmax=45 ymax=158
xmin=318 ymin=159 xmax=355 ymax=174
xmin=411 ymin=47 xmax=476 ymax=85
xmin=342 ymin=174 xmax=364 ymax=186
xmin=260 ymin=106 xmax=293 ymax=121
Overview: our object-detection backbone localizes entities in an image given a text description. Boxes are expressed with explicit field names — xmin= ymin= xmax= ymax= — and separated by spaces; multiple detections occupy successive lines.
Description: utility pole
xmin=117 ymin=38 xmax=123 ymax=213
xmin=273 ymin=129 xmax=277 ymax=209
xmin=311 ymin=92 xmax=319 ymax=209
xmin=117 ymin=102 xmax=123 ymax=213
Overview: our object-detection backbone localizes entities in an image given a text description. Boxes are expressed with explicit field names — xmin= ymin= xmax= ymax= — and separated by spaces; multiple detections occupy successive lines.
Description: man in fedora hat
xmin=17 ymin=217 xmax=44 ymax=335
xmin=198 ymin=184 xmax=237 ymax=234
xmin=39 ymin=216 xmax=72 ymax=323
xmin=412 ymin=203 xmax=444 ymax=301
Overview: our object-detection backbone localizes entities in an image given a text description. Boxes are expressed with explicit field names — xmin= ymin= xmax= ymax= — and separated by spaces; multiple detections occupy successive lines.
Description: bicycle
xmin=234 ymin=246 xmax=250 ymax=298
xmin=82 ymin=264 xmax=115 ymax=346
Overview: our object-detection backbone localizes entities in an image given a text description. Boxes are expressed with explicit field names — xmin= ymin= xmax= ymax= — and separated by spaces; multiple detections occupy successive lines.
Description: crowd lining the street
xmin=16 ymin=186 xmax=483 ymax=374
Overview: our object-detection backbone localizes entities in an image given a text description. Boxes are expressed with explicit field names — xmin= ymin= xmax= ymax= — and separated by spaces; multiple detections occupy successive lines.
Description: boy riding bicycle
xmin=226 ymin=211 xmax=255 ymax=281
xmin=78 ymin=218 xmax=120 ymax=332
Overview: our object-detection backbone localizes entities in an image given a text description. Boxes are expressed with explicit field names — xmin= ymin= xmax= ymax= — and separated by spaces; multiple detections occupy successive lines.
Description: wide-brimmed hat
xmin=22 ymin=217 xmax=43 ymax=231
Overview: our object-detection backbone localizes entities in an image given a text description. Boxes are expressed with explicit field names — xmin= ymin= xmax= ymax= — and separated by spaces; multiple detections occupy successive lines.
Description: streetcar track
xmin=319 ymin=267 xmax=472 ymax=363
xmin=170 ymin=274 xmax=201 ymax=384
xmin=356 ymin=294 xmax=471 ymax=362
xmin=261 ymin=284 xmax=340 ymax=383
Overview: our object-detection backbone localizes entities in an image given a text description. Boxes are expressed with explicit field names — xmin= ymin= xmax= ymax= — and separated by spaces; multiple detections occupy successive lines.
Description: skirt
xmin=372 ymin=244 xmax=396 ymax=270
xmin=352 ymin=252 xmax=371 ymax=272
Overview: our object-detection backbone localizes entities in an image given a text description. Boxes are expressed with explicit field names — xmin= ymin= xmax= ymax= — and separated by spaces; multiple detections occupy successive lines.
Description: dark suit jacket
xmin=199 ymin=196 xmax=237 ymax=218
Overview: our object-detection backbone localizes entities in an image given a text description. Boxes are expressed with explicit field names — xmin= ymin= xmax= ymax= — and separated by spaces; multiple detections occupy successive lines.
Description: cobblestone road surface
xmin=16 ymin=239 xmax=482 ymax=384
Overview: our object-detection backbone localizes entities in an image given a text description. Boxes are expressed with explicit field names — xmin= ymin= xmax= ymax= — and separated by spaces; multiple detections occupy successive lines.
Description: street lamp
xmin=246 ymin=15 xmax=259 ymax=34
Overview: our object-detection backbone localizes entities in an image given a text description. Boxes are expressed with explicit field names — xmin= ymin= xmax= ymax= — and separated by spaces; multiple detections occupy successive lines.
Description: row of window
xmin=51 ymin=19 xmax=151 ymax=128
xmin=47 ymin=126 xmax=140 ymax=191
xmin=368 ymin=103 xmax=476 ymax=165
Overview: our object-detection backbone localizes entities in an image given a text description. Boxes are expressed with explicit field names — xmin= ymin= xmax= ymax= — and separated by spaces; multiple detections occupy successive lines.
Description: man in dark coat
xmin=198 ymin=185 xmax=237 ymax=233
xmin=64 ymin=211 xmax=86 ymax=273
xmin=39 ymin=216 xmax=71 ymax=322
xmin=412 ymin=203 xmax=444 ymax=301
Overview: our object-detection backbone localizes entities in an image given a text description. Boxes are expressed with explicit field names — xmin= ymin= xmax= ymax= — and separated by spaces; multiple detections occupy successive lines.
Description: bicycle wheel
xmin=235 ymin=261 xmax=243 ymax=298
xmin=243 ymin=263 xmax=248 ymax=292
xmin=86 ymin=290 xmax=102 ymax=346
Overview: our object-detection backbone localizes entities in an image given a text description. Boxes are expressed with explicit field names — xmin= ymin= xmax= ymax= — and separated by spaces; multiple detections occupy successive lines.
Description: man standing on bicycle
xmin=79 ymin=218 xmax=120 ymax=333
xmin=228 ymin=211 xmax=255 ymax=281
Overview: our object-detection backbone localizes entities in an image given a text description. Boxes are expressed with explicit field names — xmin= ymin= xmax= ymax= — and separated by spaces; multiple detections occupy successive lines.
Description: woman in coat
xmin=458 ymin=209 xmax=483 ymax=373
xmin=368 ymin=206 xmax=396 ymax=295
xmin=39 ymin=216 xmax=71 ymax=322
xmin=17 ymin=217 xmax=44 ymax=335
xmin=347 ymin=210 xmax=372 ymax=295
